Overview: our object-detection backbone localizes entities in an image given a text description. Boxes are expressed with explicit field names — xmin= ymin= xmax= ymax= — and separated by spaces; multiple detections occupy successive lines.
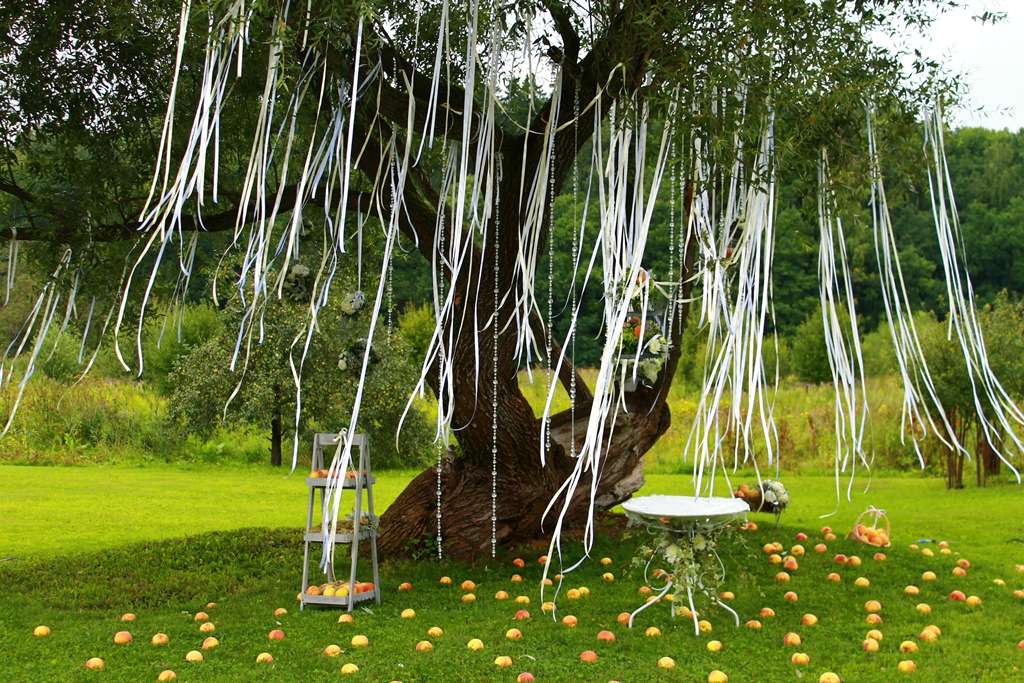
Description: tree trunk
xmin=270 ymin=385 xmax=283 ymax=467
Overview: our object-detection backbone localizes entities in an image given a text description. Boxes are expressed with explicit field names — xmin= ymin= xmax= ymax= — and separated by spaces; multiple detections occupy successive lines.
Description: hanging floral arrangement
xmin=617 ymin=269 xmax=671 ymax=390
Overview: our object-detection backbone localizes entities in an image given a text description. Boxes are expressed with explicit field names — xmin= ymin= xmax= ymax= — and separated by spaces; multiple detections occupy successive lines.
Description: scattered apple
xmin=517 ymin=673 xmax=535 ymax=683
xmin=645 ymin=626 xmax=662 ymax=637
xmin=323 ymin=643 xmax=343 ymax=657
xmin=783 ymin=632 xmax=802 ymax=647
xmin=461 ymin=580 xmax=477 ymax=591
xmin=922 ymin=548 xmax=934 ymax=557
xmin=898 ymin=660 xmax=916 ymax=674
xmin=351 ymin=634 xmax=369 ymax=648
xmin=601 ymin=557 xmax=613 ymax=566
xmin=784 ymin=591 xmax=798 ymax=602
xmin=462 ymin=593 xmax=477 ymax=604
xmin=114 ymin=631 xmax=133 ymax=645
xmin=849 ymin=556 xmax=863 ymax=568
xmin=825 ymin=532 xmax=837 ymax=542
xmin=256 ymin=652 xmax=274 ymax=664
xmin=865 ymin=600 xmax=882 ymax=613
xmin=467 ymin=638 xmax=485 ymax=651
xmin=273 ymin=607 xmax=288 ymax=617
xmin=439 ymin=576 xmax=452 ymax=586
xmin=827 ymin=572 xmax=842 ymax=583
xmin=834 ymin=554 xmax=848 ymax=565
xmin=201 ymin=637 xmax=219 ymax=650
xmin=511 ymin=574 xmax=523 ymax=583
xmin=784 ymin=556 xmax=800 ymax=571
xmin=745 ymin=619 xmax=762 ymax=630
xmin=514 ymin=609 xmax=531 ymax=621
xmin=495 ymin=655 xmax=513 ymax=668
xmin=867 ymin=629 xmax=883 ymax=641
xmin=719 ymin=591 xmax=735 ymax=601
xmin=506 ymin=628 xmax=523 ymax=641
xmin=707 ymin=639 xmax=723 ymax=652
xmin=796 ymin=532 xmax=808 ymax=541
xmin=874 ymin=552 xmax=887 ymax=561
xmin=84 ymin=658 xmax=105 ymax=671
xmin=792 ymin=544 xmax=806 ymax=557
xmin=699 ymin=620 xmax=713 ymax=633
xmin=993 ymin=578 xmax=1006 ymax=586
xmin=33 ymin=626 xmax=50 ymax=637
xmin=120 ymin=613 xmax=136 ymax=622
xmin=398 ymin=582 xmax=413 ymax=592
xmin=602 ymin=572 xmax=615 ymax=583
xmin=865 ymin=613 xmax=883 ymax=625
xmin=863 ymin=638 xmax=880 ymax=653
xmin=760 ymin=607 xmax=776 ymax=618
xmin=791 ymin=652 xmax=810 ymax=665
xmin=900 ymin=641 xmax=918 ymax=653
xmin=268 ymin=629 xmax=285 ymax=641
xmin=194 ymin=611 xmax=209 ymax=623
xmin=579 ymin=650 xmax=598 ymax=663
xmin=957 ymin=558 xmax=971 ymax=569
xmin=819 ymin=673 xmax=841 ymax=683
xmin=916 ymin=603 xmax=931 ymax=615
xmin=541 ymin=601 xmax=555 ymax=613
xmin=537 ymin=555 xmax=548 ymax=565
xmin=918 ymin=629 xmax=939 ymax=643
xmin=513 ymin=557 xmax=526 ymax=568
xmin=769 ymin=553 xmax=783 ymax=565
xmin=815 ymin=543 xmax=828 ymax=553
xmin=708 ymin=670 xmax=729 ymax=683
xmin=855 ymin=577 xmax=871 ymax=588
xmin=616 ymin=611 xmax=630 ymax=625
xmin=515 ymin=595 xmax=530 ymax=605
xmin=415 ymin=640 xmax=433 ymax=652
xmin=198 ymin=622 xmax=215 ymax=635
xmin=775 ymin=571 xmax=791 ymax=583
xmin=639 ymin=585 xmax=652 ymax=596
xmin=905 ymin=585 xmax=920 ymax=596
xmin=949 ymin=590 xmax=966 ymax=601
xmin=495 ymin=590 xmax=509 ymax=601
xmin=567 ymin=588 xmax=581 ymax=600
xmin=341 ymin=663 xmax=359 ymax=675
xmin=597 ymin=630 xmax=615 ymax=642
xmin=658 ymin=656 xmax=676 ymax=669
xmin=401 ymin=608 xmax=416 ymax=619
xmin=965 ymin=595 xmax=982 ymax=607
xmin=185 ymin=650 xmax=203 ymax=663
xmin=922 ymin=571 xmax=937 ymax=582
xmin=562 ymin=615 xmax=578 ymax=628
xmin=952 ymin=566 xmax=967 ymax=577
xmin=157 ymin=671 xmax=177 ymax=682
xmin=338 ymin=613 xmax=354 ymax=624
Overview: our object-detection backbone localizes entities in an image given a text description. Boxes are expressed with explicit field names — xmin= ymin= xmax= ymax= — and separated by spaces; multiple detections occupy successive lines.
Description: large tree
xmin=2 ymin=1 xmax=959 ymax=559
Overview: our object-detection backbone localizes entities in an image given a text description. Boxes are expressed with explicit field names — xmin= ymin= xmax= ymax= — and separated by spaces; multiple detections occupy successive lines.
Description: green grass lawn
xmin=1 ymin=464 xmax=1023 ymax=681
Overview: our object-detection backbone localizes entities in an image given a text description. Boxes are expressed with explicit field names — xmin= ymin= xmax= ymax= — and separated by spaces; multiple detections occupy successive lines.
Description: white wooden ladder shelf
xmin=299 ymin=431 xmax=381 ymax=611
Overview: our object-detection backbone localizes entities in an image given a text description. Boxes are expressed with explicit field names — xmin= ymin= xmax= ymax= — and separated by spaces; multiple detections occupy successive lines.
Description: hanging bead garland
xmin=491 ymin=154 xmax=502 ymax=558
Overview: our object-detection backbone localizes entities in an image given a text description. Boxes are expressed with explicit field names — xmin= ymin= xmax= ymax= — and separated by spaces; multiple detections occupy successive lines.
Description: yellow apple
xmin=904 ymin=585 xmax=920 ymax=596
xmin=157 ymin=670 xmax=177 ymax=682
xmin=506 ymin=628 xmax=523 ymax=641
xmin=965 ymin=595 xmax=982 ymax=607
xmin=862 ymin=638 xmax=879 ymax=653
xmin=775 ymin=571 xmax=791 ymax=583
xmin=461 ymin=593 xmax=477 ymax=604
xmin=707 ymin=640 xmax=723 ymax=652
xmin=760 ymin=606 xmax=776 ymax=618
xmin=865 ymin=613 xmax=883 ymax=625
xmin=866 ymin=629 xmax=883 ymax=641
xmin=255 ymin=652 xmax=274 ymax=664
xmin=791 ymin=652 xmax=810 ymax=665
xmin=899 ymin=641 xmax=918 ymax=653
xmin=784 ymin=591 xmax=799 ymax=602
xmin=827 ymin=572 xmax=841 ymax=583
xmin=439 ymin=576 xmax=452 ymax=586
xmin=194 ymin=611 xmax=209 ymax=622
xmin=921 ymin=548 xmax=934 ymax=557
xmin=541 ymin=601 xmax=555 ymax=613
xmin=33 ymin=626 xmax=51 ymax=637
xmin=802 ymin=613 xmax=818 ymax=626
xmin=401 ymin=608 xmax=416 ymax=619
xmin=719 ymin=591 xmax=735 ymax=601
xmin=185 ymin=650 xmax=203 ymax=663
xmin=467 ymin=638 xmax=485 ymax=651
xmin=495 ymin=655 xmax=513 ymax=668
xmin=461 ymin=580 xmax=477 ymax=591
xmin=427 ymin=626 xmax=444 ymax=638
xmin=567 ymin=588 xmax=581 ymax=600
xmin=515 ymin=595 xmax=530 ymax=605
xmin=745 ymin=619 xmax=762 ymax=629
xmin=602 ymin=572 xmax=615 ymax=583
xmin=855 ymin=577 xmax=871 ymax=588
xmin=922 ymin=571 xmax=937 ymax=582
xmin=120 ymin=613 xmax=136 ymax=622
xmin=616 ymin=611 xmax=630 ymax=625
xmin=782 ymin=632 xmax=801 ymax=647
xmin=351 ymin=634 xmax=369 ymax=648
xmin=864 ymin=600 xmax=881 ymax=613
xmin=416 ymin=640 xmax=433 ymax=652
xmin=819 ymin=673 xmax=841 ymax=683
xmin=199 ymin=622 xmax=215 ymax=633
xmin=495 ymin=590 xmax=510 ymax=601
xmin=791 ymin=544 xmax=806 ymax=557
xmin=324 ymin=644 xmax=342 ymax=657
xmin=341 ymin=663 xmax=359 ymax=675
xmin=645 ymin=626 xmax=661 ymax=637
xmin=274 ymin=607 xmax=288 ymax=617
xmin=597 ymin=630 xmax=615 ymax=642
xmin=897 ymin=660 xmax=916 ymax=674
xmin=84 ymin=658 xmax=105 ymax=671
xmin=916 ymin=603 xmax=931 ymax=615
xmin=201 ymin=637 xmax=218 ymax=650
xmin=511 ymin=574 xmax=523 ymax=583
xmin=113 ymin=630 xmax=133 ymax=645
xmin=600 ymin=557 xmax=612 ymax=566
xmin=562 ymin=615 xmax=578 ymax=628
xmin=708 ymin=670 xmax=729 ymax=683
xmin=658 ymin=656 xmax=676 ymax=669
xmin=338 ymin=613 xmax=354 ymax=624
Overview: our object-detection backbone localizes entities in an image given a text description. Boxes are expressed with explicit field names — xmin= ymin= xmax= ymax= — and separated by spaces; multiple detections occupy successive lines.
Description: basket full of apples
xmin=849 ymin=506 xmax=891 ymax=547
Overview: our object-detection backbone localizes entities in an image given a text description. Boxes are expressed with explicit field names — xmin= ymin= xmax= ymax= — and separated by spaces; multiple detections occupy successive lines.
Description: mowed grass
xmin=2 ymin=465 xmax=1024 ymax=681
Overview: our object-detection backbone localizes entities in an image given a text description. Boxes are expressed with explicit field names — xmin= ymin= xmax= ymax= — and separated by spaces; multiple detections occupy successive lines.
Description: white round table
xmin=622 ymin=495 xmax=749 ymax=633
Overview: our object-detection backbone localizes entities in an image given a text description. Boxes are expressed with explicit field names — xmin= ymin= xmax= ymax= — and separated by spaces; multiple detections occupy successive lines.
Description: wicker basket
xmin=848 ymin=507 xmax=891 ymax=548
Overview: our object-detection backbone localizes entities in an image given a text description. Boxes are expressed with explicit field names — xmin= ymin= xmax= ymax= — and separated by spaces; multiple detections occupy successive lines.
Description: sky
xmin=918 ymin=0 xmax=1024 ymax=130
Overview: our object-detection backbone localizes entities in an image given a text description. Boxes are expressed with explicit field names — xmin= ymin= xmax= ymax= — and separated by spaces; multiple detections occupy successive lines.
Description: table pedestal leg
xmin=627 ymin=581 xmax=673 ymax=628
